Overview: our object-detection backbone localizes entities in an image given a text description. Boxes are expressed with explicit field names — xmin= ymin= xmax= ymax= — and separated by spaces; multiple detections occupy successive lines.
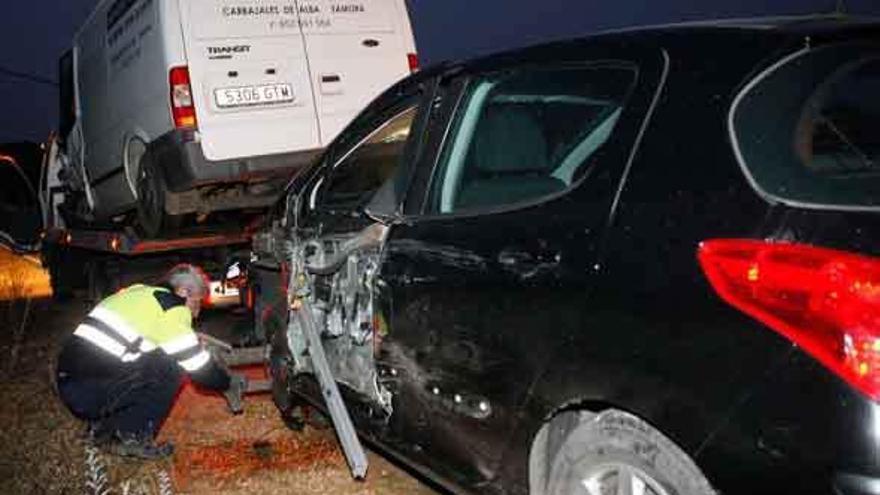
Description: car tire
xmin=135 ymin=152 xmax=180 ymax=238
xmin=269 ymin=315 xmax=303 ymax=430
xmin=541 ymin=410 xmax=714 ymax=495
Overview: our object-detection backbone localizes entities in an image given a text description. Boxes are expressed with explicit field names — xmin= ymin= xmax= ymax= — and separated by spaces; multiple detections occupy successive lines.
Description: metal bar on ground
xmin=293 ymin=297 xmax=369 ymax=479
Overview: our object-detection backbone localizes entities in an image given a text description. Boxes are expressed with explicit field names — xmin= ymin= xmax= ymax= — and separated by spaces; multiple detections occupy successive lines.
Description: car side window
xmin=315 ymin=105 xmax=419 ymax=212
xmin=426 ymin=64 xmax=636 ymax=214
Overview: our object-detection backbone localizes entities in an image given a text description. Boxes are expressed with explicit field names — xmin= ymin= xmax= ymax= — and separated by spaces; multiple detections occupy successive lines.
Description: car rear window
xmin=731 ymin=43 xmax=880 ymax=209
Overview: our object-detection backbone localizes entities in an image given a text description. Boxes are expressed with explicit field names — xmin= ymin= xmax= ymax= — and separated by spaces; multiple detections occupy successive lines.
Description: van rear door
xmin=179 ymin=0 xmax=320 ymax=161
xmin=298 ymin=0 xmax=416 ymax=144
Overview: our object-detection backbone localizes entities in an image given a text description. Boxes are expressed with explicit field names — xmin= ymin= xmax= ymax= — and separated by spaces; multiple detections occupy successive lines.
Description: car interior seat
xmin=454 ymin=104 xmax=565 ymax=210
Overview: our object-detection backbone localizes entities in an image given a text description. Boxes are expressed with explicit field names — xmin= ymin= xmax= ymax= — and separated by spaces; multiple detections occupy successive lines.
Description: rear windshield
xmin=731 ymin=43 xmax=880 ymax=209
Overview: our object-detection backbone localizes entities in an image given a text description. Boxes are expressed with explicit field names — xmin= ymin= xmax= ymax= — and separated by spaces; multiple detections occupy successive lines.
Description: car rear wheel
xmin=135 ymin=153 xmax=180 ymax=238
xmin=538 ymin=410 xmax=714 ymax=495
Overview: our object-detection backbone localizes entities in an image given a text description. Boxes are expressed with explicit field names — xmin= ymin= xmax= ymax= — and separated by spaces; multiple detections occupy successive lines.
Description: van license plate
xmin=214 ymin=83 xmax=294 ymax=108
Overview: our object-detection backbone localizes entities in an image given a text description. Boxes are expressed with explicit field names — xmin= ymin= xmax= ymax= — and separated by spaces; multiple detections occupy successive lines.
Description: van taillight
xmin=698 ymin=239 xmax=880 ymax=401
xmin=169 ymin=66 xmax=197 ymax=129
xmin=407 ymin=53 xmax=419 ymax=73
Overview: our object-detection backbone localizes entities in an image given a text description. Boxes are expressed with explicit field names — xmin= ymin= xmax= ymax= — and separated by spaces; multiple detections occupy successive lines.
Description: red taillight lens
xmin=169 ymin=66 xmax=197 ymax=129
xmin=407 ymin=52 xmax=419 ymax=73
xmin=698 ymin=239 xmax=880 ymax=400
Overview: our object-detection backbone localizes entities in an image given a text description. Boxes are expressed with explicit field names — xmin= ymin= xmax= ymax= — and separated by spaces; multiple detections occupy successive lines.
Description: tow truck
xmin=39 ymin=133 xmax=257 ymax=303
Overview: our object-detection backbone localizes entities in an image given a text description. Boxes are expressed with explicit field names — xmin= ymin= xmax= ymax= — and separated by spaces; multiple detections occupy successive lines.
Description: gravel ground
xmin=0 ymin=249 xmax=440 ymax=494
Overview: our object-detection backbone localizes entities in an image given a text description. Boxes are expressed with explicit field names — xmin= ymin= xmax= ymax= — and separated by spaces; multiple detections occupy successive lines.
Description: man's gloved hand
xmin=223 ymin=373 xmax=248 ymax=415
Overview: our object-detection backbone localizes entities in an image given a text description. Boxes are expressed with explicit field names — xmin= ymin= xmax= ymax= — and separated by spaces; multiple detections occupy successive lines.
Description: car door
xmin=375 ymin=47 xmax=668 ymax=488
xmin=283 ymin=75 xmax=437 ymax=425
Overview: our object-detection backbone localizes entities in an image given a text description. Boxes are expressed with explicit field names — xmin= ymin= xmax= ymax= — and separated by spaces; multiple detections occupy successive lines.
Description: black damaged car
xmin=249 ymin=17 xmax=880 ymax=495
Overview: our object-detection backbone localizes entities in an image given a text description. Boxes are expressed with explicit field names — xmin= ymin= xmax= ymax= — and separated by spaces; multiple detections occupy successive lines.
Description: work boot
xmin=223 ymin=373 xmax=248 ymax=415
xmin=108 ymin=434 xmax=174 ymax=460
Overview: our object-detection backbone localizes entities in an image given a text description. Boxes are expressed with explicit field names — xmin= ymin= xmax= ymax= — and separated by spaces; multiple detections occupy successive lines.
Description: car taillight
xmin=698 ymin=239 xmax=880 ymax=400
xmin=407 ymin=52 xmax=419 ymax=73
xmin=169 ymin=66 xmax=197 ymax=129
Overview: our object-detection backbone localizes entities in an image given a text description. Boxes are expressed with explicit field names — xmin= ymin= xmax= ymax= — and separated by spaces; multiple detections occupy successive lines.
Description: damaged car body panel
xmin=252 ymin=20 xmax=880 ymax=495
xmin=259 ymin=74 xmax=437 ymax=430
xmin=372 ymin=48 xmax=669 ymax=488
xmin=285 ymin=224 xmax=393 ymax=414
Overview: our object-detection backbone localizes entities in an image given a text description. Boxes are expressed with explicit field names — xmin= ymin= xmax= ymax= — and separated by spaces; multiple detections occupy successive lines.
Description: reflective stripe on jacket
xmin=73 ymin=284 xmax=211 ymax=372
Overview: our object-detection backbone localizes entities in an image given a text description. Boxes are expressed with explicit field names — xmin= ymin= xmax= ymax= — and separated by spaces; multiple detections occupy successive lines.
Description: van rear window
xmin=731 ymin=43 xmax=880 ymax=209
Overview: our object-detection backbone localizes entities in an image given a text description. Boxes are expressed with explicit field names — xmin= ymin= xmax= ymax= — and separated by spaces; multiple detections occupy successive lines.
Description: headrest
xmin=473 ymin=105 xmax=548 ymax=173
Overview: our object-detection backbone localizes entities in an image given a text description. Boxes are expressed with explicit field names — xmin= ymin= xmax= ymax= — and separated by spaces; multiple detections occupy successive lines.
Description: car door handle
xmin=497 ymin=249 xmax=560 ymax=267
xmin=497 ymin=250 xmax=535 ymax=267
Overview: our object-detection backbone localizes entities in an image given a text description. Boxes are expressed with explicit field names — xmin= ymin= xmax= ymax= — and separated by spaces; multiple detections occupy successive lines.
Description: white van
xmin=57 ymin=0 xmax=417 ymax=235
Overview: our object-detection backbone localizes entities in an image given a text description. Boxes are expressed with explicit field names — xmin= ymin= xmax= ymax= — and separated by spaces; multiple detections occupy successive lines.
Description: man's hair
xmin=164 ymin=264 xmax=209 ymax=296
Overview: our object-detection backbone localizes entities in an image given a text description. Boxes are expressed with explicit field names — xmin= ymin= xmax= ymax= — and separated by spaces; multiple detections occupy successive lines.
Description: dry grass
xmin=0 ymin=249 xmax=52 ymax=301
xmin=0 ymin=248 xmax=51 ymax=374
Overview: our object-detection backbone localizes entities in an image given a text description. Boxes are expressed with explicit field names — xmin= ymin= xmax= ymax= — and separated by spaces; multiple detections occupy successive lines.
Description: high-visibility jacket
xmin=70 ymin=284 xmax=229 ymax=390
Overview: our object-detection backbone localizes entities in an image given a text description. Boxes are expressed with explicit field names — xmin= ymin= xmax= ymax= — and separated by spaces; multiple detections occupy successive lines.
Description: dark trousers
xmin=56 ymin=338 xmax=183 ymax=440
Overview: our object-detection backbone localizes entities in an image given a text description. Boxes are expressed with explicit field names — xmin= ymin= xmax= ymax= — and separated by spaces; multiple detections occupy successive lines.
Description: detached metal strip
xmin=289 ymin=247 xmax=369 ymax=479
xmin=294 ymin=298 xmax=369 ymax=479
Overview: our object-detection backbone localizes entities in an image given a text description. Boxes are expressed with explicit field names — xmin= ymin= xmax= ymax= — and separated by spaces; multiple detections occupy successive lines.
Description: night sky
xmin=1 ymin=0 xmax=878 ymax=143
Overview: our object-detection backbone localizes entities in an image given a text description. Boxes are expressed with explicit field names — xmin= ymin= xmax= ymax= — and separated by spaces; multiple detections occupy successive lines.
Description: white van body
xmin=60 ymin=0 xmax=417 ymax=227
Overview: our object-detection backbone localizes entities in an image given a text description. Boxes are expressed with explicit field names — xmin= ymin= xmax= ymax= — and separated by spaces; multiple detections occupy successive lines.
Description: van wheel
xmin=135 ymin=154 xmax=179 ymax=238
xmin=540 ymin=410 xmax=714 ymax=495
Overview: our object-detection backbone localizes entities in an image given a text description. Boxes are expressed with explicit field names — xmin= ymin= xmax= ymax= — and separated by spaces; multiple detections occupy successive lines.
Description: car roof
xmin=593 ymin=13 xmax=880 ymax=35
xmin=421 ymin=14 xmax=880 ymax=77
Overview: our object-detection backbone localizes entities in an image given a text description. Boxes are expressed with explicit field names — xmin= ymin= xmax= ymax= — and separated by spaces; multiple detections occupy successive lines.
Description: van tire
xmin=541 ymin=410 xmax=714 ymax=495
xmin=135 ymin=153 xmax=179 ymax=238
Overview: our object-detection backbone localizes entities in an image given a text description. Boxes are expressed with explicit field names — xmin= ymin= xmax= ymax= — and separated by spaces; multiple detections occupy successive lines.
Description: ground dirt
xmin=0 ymin=248 xmax=440 ymax=495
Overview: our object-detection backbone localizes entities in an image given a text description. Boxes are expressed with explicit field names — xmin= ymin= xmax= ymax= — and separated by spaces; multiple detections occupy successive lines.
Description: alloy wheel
xmin=578 ymin=462 xmax=672 ymax=495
